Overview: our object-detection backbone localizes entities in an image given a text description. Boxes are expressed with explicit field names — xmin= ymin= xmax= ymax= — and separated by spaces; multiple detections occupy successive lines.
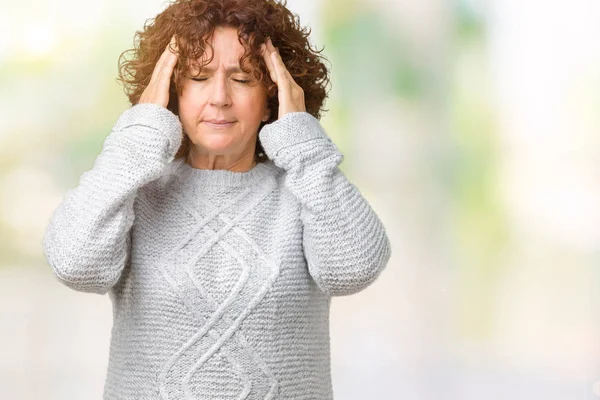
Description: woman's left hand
xmin=261 ymin=38 xmax=307 ymax=119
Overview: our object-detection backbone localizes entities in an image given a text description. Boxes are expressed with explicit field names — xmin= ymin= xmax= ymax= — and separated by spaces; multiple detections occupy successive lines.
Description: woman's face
xmin=178 ymin=26 xmax=270 ymax=161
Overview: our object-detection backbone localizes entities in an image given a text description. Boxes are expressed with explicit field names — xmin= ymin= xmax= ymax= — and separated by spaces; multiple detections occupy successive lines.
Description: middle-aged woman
xmin=42 ymin=0 xmax=392 ymax=399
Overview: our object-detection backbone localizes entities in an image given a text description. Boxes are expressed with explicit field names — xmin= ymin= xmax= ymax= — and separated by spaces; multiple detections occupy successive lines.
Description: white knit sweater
xmin=42 ymin=103 xmax=391 ymax=400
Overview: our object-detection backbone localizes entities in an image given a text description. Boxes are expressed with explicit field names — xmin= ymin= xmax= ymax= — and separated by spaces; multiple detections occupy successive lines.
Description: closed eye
xmin=191 ymin=77 xmax=251 ymax=84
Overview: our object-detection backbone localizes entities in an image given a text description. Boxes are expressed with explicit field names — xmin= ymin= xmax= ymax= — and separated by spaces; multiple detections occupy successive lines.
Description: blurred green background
xmin=2 ymin=0 xmax=600 ymax=398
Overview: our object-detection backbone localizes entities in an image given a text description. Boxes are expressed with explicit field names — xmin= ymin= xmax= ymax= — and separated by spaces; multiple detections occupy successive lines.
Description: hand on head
xmin=260 ymin=38 xmax=306 ymax=119
xmin=137 ymin=34 xmax=307 ymax=120
xmin=138 ymin=35 xmax=179 ymax=108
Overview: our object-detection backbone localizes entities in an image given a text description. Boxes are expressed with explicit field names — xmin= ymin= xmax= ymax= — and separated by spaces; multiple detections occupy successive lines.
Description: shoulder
xmin=136 ymin=160 xmax=181 ymax=201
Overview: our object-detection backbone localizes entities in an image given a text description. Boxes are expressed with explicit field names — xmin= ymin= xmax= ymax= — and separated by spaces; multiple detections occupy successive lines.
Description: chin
xmin=193 ymin=136 xmax=237 ymax=154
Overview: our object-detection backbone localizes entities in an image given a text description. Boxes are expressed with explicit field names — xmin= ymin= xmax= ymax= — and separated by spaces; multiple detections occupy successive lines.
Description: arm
xmin=41 ymin=103 xmax=182 ymax=294
xmin=259 ymin=112 xmax=392 ymax=296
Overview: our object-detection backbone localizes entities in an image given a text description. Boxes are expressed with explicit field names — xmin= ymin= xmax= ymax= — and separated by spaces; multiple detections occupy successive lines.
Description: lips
xmin=204 ymin=119 xmax=236 ymax=124
xmin=203 ymin=120 xmax=236 ymax=129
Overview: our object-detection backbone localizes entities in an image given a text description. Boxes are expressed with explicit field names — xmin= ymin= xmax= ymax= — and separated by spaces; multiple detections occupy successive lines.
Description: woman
xmin=42 ymin=0 xmax=392 ymax=398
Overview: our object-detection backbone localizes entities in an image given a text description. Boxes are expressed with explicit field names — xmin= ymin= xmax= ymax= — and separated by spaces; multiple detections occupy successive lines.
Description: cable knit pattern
xmin=42 ymin=103 xmax=392 ymax=400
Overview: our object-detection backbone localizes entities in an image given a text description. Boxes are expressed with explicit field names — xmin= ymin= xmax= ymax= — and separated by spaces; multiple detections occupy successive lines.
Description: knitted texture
xmin=42 ymin=103 xmax=392 ymax=400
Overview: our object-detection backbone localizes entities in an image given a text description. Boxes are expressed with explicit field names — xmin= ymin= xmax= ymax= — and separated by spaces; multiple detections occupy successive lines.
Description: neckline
xmin=171 ymin=157 xmax=280 ymax=187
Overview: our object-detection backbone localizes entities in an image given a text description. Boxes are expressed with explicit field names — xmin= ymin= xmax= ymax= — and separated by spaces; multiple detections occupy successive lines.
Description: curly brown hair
xmin=116 ymin=0 xmax=331 ymax=163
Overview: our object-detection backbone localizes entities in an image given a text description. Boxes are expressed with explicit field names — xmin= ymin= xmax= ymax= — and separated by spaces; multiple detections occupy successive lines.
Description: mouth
xmin=203 ymin=121 xmax=236 ymax=129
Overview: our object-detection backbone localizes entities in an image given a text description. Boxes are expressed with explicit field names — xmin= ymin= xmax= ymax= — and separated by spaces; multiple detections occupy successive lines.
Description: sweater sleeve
xmin=41 ymin=103 xmax=183 ymax=295
xmin=258 ymin=112 xmax=392 ymax=296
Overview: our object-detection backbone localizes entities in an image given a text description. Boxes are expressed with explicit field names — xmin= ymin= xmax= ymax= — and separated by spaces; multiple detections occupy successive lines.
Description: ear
xmin=262 ymin=107 xmax=271 ymax=122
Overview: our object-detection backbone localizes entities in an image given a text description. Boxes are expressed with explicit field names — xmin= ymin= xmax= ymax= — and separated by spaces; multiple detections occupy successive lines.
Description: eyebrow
xmin=199 ymin=66 xmax=246 ymax=73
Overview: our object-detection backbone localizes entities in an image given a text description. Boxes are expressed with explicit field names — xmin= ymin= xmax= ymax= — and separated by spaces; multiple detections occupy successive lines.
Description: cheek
xmin=179 ymin=88 xmax=205 ymax=111
xmin=178 ymin=99 xmax=205 ymax=130
xmin=239 ymin=92 xmax=268 ymax=115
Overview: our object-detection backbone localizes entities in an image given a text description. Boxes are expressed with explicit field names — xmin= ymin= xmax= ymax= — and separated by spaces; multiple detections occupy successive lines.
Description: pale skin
xmin=138 ymin=29 xmax=307 ymax=171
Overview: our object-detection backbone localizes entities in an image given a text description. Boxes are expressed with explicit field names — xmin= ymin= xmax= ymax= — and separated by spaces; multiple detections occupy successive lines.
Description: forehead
xmin=188 ymin=57 xmax=250 ymax=75
xmin=188 ymin=29 xmax=253 ymax=73
xmin=200 ymin=65 xmax=245 ymax=73
xmin=202 ymin=27 xmax=246 ymax=64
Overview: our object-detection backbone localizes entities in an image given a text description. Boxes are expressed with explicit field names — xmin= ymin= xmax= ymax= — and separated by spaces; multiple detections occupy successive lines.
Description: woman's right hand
xmin=138 ymin=35 xmax=179 ymax=108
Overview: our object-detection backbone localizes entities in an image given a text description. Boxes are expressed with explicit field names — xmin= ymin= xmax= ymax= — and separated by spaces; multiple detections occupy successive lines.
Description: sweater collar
xmin=170 ymin=157 xmax=280 ymax=188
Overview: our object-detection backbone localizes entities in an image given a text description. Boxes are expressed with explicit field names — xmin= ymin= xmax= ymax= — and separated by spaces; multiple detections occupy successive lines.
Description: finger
xmin=154 ymin=36 xmax=178 ymax=71
xmin=151 ymin=35 xmax=179 ymax=83
xmin=168 ymin=34 xmax=178 ymax=53
xmin=269 ymin=48 xmax=292 ymax=87
xmin=261 ymin=42 xmax=277 ymax=83
xmin=162 ymin=35 xmax=179 ymax=68
xmin=265 ymin=39 xmax=293 ymax=84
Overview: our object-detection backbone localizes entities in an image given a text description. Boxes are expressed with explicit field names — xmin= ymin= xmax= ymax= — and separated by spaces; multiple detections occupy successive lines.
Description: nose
xmin=208 ymin=73 xmax=232 ymax=108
